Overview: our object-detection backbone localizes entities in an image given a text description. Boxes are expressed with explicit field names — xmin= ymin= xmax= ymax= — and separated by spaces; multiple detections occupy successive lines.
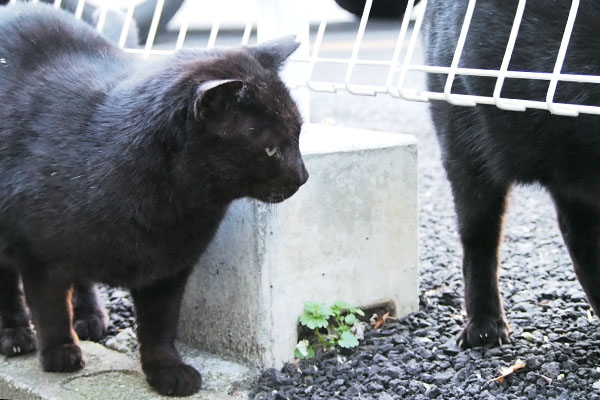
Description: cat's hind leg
xmin=73 ymin=283 xmax=108 ymax=342
xmin=20 ymin=267 xmax=85 ymax=372
xmin=0 ymin=266 xmax=37 ymax=356
xmin=551 ymin=191 xmax=600 ymax=315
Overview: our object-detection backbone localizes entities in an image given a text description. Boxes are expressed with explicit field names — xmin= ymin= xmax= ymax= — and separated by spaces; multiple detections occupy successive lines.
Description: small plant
xmin=295 ymin=300 xmax=365 ymax=359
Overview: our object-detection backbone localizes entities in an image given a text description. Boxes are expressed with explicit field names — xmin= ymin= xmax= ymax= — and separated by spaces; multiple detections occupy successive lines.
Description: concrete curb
xmin=0 ymin=341 xmax=257 ymax=400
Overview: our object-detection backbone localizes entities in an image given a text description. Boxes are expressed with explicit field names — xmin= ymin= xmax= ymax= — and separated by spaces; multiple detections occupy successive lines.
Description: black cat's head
xmin=185 ymin=37 xmax=308 ymax=203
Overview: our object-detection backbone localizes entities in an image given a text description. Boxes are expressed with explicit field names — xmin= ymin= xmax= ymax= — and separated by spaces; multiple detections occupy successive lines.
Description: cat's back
xmin=424 ymin=0 xmax=600 ymax=189
xmin=0 ymin=2 xmax=117 ymax=74
xmin=0 ymin=2 xmax=131 ymax=149
xmin=0 ymin=2 xmax=133 ymax=213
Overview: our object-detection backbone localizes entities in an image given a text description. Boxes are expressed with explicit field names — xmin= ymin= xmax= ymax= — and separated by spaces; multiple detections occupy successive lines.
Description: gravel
xmin=97 ymin=286 xmax=136 ymax=348
xmin=98 ymin=99 xmax=600 ymax=398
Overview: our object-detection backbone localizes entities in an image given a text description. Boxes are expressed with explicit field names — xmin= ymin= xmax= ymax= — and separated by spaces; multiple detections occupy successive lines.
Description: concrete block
xmin=179 ymin=123 xmax=418 ymax=368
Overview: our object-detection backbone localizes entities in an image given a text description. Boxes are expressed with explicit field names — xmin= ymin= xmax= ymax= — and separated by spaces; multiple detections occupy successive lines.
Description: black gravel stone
xmin=366 ymin=381 xmax=385 ymax=392
xmin=433 ymin=370 xmax=454 ymax=385
xmin=426 ymin=385 xmax=442 ymax=399
xmin=526 ymin=356 xmax=543 ymax=370
xmin=541 ymin=362 xmax=561 ymax=379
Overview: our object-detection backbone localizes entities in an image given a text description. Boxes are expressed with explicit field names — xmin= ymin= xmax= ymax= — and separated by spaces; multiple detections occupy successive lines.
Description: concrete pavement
xmin=0 ymin=341 xmax=256 ymax=400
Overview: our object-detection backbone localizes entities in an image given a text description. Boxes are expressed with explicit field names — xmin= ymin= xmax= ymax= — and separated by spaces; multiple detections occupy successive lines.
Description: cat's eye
xmin=265 ymin=147 xmax=278 ymax=157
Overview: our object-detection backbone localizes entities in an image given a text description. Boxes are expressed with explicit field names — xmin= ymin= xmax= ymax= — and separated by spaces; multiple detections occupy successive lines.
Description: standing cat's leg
xmin=0 ymin=266 xmax=37 ymax=356
xmin=551 ymin=191 xmax=600 ymax=313
xmin=131 ymin=268 xmax=201 ymax=397
xmin=447 ymin=164 xmax=511 ymax=348
xmin=20 ymin=268 xmax=85 ymax=372
xmin=73 ymin=283 xmax=108 ymax=342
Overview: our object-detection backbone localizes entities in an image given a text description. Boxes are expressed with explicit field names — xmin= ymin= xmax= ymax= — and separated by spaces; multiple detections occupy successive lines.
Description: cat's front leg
xmin=131 ymin=267 xmax=201 ymax=397
xmin=0 ymin=266 xmax=37 ymax=356
xmin=20 ymin=268 xmax=85 ymax=372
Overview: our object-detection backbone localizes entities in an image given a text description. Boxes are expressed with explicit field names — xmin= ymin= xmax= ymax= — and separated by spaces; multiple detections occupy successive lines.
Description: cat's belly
xmin=83 ymin=245 xmax=205 ymax=288
xmin=0 ymin=212 xmax=223 ymax=289
xmin=71 ymin=225 xmax=217 ymax=288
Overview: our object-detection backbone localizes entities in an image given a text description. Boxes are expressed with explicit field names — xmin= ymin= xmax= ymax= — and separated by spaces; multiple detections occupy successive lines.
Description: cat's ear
xmin=248 ymin=35 xmax=300 ymax=71
xmin=193 ymin=79 xmax=244 ymax=120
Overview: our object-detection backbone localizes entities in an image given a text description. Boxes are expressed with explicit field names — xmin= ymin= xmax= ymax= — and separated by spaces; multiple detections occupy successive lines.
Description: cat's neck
xmin=101 ymin=58 xmax=190 ymax=144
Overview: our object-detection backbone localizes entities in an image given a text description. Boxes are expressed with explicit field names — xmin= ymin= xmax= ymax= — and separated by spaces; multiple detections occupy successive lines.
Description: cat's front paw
xmin=74 ymin=313 xmax=108 ymax=342
xmin=457 ymin=315 xmax=510 ymax=349
xmin=41 ymin=343 xmax=86 ymax=372
xmin=145 ymin=363 xmax=202 ymax=396
xmin=0 ymin=326 xmax=37 ymax=356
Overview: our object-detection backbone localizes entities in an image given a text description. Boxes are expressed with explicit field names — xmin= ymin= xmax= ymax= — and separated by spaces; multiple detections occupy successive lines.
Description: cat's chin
xmin=253 ymin=186 xmax=300 ymax=204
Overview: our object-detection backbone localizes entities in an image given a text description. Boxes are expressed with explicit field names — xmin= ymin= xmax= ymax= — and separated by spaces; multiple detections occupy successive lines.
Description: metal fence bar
xmin=174 ymin=13 xmax=191 ymax=50
xmin=306 ymin=2 xmax=336 ymax=93
xmin=546 ymin=0 xmax=580 ymax=117
xmin=443 ymin=0 xmax=477 ymax=106
xmin=95 ymin=4 xmax=108 ymax=33
xmin=124 ymin=48 xmax=174 ymax=56
xmin=344 ymin=0 xmax=379 ymax=95
xmin=386 ymin=0 xmax=417 ymax=98
xmin=397 ymin=0 xmax=429 ymax=102
xmin=403 ymin=64 xmax=600 ymax=85
xmin=207 ymin=19 xmax=220 ymax=48
xmin=14 ymin=0 xmax=600 ymax=116
xmin=492 ymin=0 xmax=527 ymax=112
xmin=118 ymin=3 xmax=136 ymax=49
xmin=415 ymin=89 xmax=600 ymax=116
xmin=143 ymin=0 xmax=165 ymax=59
xmin=241 ymin=20 xmax=253 ymax=45
xmin=74 ymin=0 xmax=85 ymax=20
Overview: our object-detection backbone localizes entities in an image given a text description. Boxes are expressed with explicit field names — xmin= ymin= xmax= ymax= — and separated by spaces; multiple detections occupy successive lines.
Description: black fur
xmin=0 ymin=3 xmax=306 ymax=396
xmin=424 ymin=0 xmax=600 ymax=349
xmin=0 ymin=0 xmax=139 ymax=46
xmin=0 ymin=0 xmax=138 ymax=354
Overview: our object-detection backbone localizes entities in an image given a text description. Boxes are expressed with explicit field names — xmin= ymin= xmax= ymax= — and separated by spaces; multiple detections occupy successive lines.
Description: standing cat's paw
xmin=457 ymin=315 xmax=510 ymax=349
xmin=145 ymin=363 xmax=202 ymax=396
xmin=41 ymin=343 xmax=86 ymax=372
xmin=0 ymin=326 xmax=37 ymax=356
xmin=74 ymin=313 xmax=108 ymax=342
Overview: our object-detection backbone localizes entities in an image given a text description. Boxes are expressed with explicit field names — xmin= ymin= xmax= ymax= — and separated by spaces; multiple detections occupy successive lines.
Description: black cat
xmin=0 ymin=2 xmax=307 ymax=396
xmin=424 ymin=1 xmax=600 ymax=349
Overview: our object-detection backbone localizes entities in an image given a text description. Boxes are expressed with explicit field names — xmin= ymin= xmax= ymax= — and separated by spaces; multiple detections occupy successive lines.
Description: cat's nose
xmin=296 ymin=162 xmax=309 ymax=186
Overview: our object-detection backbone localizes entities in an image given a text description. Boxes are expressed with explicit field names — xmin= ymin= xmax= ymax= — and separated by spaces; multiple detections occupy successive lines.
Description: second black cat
xmin=424 ymin=1 xmax=600 ymax=349
xmin=0 ymin=2 xmax=307 ymax=396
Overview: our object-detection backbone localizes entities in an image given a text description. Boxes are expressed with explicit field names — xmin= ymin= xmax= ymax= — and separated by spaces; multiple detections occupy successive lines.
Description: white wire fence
xmin=12 ymin=0 xmax=600 ymax=117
